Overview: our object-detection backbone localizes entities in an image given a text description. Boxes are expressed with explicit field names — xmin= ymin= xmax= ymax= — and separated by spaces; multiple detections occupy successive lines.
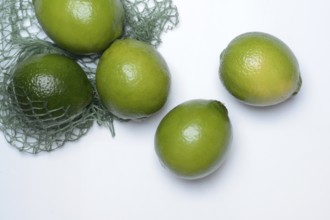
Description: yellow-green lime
xmin=219 ymin=32 xmax=302 ymax=106
xmin=155 ymin=99 xmax=232 ymax=180
xmin=33 ymin=0 xmax=125 ymax=54
xmin=11 ymin=54 xmax=93 ymax=121
xmin=96 ymin=38 xmax=171 ymax=120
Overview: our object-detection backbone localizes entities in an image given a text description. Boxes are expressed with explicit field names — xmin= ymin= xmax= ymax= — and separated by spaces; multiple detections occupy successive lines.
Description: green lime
xmin=96 ymin=38 xmax=171 ymax=120
xmin=33 ymin=0 xmax=125 ymax=54
xmin=11 ymin=54 xmax=93 ymax=121
xmin=155 ymin=99 xmax=232 ymax=180
xmin=219 ymin=32 xmax=302 ymax=106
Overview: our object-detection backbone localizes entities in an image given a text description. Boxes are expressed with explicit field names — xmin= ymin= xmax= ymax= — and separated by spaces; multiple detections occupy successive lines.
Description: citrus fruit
xmin=33 ymin=0 xmax=125 ymax=54
xmin=219 ymin=32 xmax=302 ymax=106
xmin=11 ymin=53 xmax=93 ymax=121
xmin=155 ymin=99 xmax=232 ymax=180
xmin=96 ymin=38 xmax=171 ymax=120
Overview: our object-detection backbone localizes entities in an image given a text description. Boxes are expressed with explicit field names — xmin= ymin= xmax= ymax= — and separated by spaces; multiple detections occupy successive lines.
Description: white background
xmin=1 ymin=0 xmax=330 ymax=219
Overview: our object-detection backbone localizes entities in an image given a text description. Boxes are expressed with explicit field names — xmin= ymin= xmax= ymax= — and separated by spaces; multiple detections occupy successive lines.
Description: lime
xmin=33 ymin=0 xmax=125 ymax=54
xmin=155 ymin=99 xmax=232 ymax=180
xmin=96 ymin=38 xmax=171 ymax=120
xmin=11 ymin=54 xmax=93 ymax=121
xmin=219 ymin=32 xmax=302 ymax=106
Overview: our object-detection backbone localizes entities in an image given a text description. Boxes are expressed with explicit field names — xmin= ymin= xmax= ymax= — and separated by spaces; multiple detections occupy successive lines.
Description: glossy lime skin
xmin=155 ymin=99 xmax=232 ymax=180
xmin=11 ymin=54 xmax=93 ymax=120
xmin=96 ymin=39 xmax=171 ymax=120
xmin=33 ymin=0 xmax=124 ymax=54
xmin=220 ymin=32 xmax=302 ymax=106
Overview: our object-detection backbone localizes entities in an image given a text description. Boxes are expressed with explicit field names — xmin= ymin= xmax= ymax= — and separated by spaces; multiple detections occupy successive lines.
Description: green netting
xmin=0 ymin=0 xmax=179 ymax=154
xmin=122 ymin=0 xmax=179 ymax=47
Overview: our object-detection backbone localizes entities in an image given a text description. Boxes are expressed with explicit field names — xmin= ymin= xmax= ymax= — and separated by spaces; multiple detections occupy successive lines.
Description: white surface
xmin=1 ymin=0 xmax=330 ymax=219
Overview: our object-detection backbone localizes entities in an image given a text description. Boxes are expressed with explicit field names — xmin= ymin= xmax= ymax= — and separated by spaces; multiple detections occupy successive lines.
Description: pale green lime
xmin=220 ymin=32 xmax=302 ymax=106
xmin=155 ymin=99 xmax=232 ymax=180
xmin=33 ymin=0 xmax=125 ymax=54
xmin=96 ymin=38 xmax=171 ymax=120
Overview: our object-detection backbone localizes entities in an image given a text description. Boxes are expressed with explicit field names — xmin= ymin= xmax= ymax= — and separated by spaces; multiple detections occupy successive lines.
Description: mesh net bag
xmin=122 ymin=0 xmax=179 ymax=47
xmin=0 ymin=0 xmax=179 ymax=154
